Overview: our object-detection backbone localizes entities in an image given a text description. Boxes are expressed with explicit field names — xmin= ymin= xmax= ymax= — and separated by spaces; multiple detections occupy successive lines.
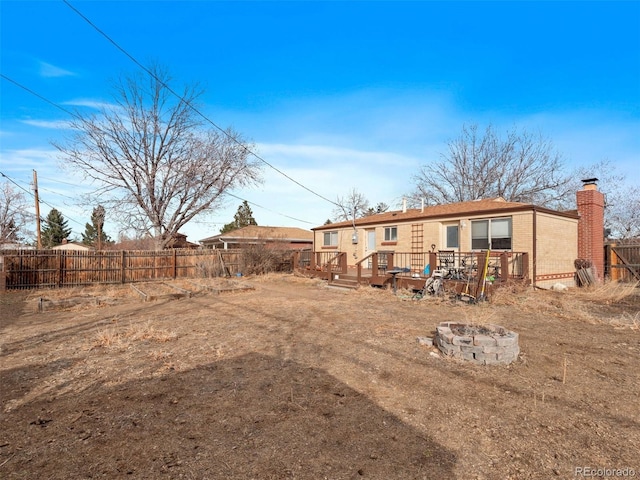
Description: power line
xmin=0 ymin=171 xmax=86 ymax=228
xmin=0 ymin=74 xmax=76 ymax=117
xmin=62 ymin=0 xmax=340 ymax=208
xmin=225 ymin=192 xmax=316 ymax=225
xmin=37 ymin=175 xmax=84 ymax=187
xmin=1 ymin=75 xmax=322 ymax=230
xmin=0 ymin=171 xmax=34 ymax=197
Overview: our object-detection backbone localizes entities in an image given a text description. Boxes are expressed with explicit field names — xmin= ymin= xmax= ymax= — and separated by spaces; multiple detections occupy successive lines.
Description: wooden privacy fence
xmin=0 ymin=249 xmax=245 ymax=290
xmin=606 ymin=243 xmax=640 ymax=282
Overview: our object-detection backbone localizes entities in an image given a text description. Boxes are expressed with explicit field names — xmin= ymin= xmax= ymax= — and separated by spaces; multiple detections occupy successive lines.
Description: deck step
xmin=328 ymin=278 xmax=359 ymax=290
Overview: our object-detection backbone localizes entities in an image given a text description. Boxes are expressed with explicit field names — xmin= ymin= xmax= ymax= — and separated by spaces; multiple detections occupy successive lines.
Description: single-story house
xmin=311 ymin=181 xmax=604 ymax=288
xmin=52 ymin=240 xmax=94 ymax=251
xmin=165 ymin=233 xmax=200 ymax=249
xmin=200 ymin=226 xmax=314 ymax=250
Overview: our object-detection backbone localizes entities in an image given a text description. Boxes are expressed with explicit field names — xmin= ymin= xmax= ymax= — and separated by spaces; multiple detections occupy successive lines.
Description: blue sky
xmin=1 ymin=0 xmax=639 ymax=243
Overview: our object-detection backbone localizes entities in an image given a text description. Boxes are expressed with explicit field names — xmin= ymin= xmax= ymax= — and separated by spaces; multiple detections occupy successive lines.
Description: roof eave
xmin=313 ymin=204 xmax=579 ymax=231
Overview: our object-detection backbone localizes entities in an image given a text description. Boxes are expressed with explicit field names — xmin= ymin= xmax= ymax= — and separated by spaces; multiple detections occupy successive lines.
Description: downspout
xmin=532 ymin=207 xmax=537 ymax=287
xmin=458 ymin=219 xmax=463 ymax=258
xmin=351 ymin=217 xmax=358 ymax=260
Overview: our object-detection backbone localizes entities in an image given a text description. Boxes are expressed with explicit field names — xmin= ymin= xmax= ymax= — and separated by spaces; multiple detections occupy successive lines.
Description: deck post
xmin=521 ymin=253 xmax=530 ymax=282
xmin=429 ymin=252 xmax=437 ymax=276
xmin=339 ymin=252 xmax=347 ymax=273
xmin=500 ymin=253 xmax=509 ymax=280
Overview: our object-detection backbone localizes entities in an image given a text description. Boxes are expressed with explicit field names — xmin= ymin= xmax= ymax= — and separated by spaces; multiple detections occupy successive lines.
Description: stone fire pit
xmin=435 ymin=322 xmax=519 ymax=365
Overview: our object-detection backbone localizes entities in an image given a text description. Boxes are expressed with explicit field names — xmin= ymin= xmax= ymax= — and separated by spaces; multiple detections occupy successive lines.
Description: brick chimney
xmin=576 ymin=178 xmax=605 ymax=279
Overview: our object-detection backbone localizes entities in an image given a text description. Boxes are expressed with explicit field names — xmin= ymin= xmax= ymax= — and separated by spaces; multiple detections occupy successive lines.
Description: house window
xmin=471 ymin=218 xmax=512 ymax=250
xmin=384 ymin=226 xmax=397 ymax=242
xmin=323 ymin=231 xmax=338 ymax=247
xmin=446 ymin=225 xmax=459 ymax=249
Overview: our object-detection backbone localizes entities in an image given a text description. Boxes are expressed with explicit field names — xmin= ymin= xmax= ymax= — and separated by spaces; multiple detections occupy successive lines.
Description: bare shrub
xmin=196 ymin=258 xmax=225 ymax=278
xmin=240 ymin=240 xmax=293 ymax=275
xmin=490 ymin=281 xmax=534 ymax=306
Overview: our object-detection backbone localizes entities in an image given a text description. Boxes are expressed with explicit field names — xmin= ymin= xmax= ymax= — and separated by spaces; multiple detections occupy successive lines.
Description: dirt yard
xmin=1 ymin=274 xmax=639 ymax=479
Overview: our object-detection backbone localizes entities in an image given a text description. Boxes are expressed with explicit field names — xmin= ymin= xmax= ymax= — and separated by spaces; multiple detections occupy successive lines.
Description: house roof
xmin=314 ymin=197 xmax=579 ymax=231
xmin=200 ymin=225 xmax=314 ymax=243
xmin=52 ymin=241 xmax=93 ymax=250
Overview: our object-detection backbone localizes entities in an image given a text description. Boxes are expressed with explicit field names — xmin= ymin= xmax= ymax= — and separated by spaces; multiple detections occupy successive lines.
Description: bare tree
xmin=0 ymin=181 xmax=31 ymax=245
xmin=571 ymin=159 xmax=640 ymax=239
xmin=606 ymin=185 xmax=640 ymax=239
xmin=409 ymin=124 xmax=572 ymax=208
xmin=332 ymin=188 xmax=370 ymax=223
xmin=54 ymin=65 xmax=261 ymax=249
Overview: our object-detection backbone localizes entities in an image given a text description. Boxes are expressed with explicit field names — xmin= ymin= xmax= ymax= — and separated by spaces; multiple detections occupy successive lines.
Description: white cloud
xmin=21 ymin=119 xmax=72 ymax=130
xmin=62 ymin=98 xmax=117 ymax=110
xmin=38 ymin=61 xmax=76 ymax=78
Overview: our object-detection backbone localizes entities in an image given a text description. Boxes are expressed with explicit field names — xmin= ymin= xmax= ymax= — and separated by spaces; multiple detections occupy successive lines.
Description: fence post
xmin=58 ymin=250 xmax=64 ymax=288
xmin=121 ymin=250 xmax=126 ymax=284
xmin=173 ymin=249 xmax=177 ymax=279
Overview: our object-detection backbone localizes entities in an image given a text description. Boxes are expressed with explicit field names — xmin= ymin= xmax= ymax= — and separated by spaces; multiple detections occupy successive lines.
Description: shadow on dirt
xmin=1 ymin=352 xmax=457 ymax=479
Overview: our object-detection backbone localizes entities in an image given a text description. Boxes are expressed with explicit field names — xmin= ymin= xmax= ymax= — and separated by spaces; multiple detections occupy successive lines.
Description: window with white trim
xmin=446 ymin=225 xmax=459 ymax=249
xmin=323 ymin=231 xmax=338 ymax=247
xmin=471 ymin=217 xmax=512 ymax=250
xmin=384 ymin=226 xmax=397 ymax=242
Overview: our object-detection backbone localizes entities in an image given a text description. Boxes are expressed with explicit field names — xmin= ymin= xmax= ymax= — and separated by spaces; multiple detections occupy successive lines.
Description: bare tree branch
xmin=409 ymin=124 xmax=571 ymax=208
xmin=53 ymin=64 xmax=262 ymax=249
xmin=0 ymin=182 xmax=32 ymax=244
xmin=332 ymin=188 xmax=370 ymax=224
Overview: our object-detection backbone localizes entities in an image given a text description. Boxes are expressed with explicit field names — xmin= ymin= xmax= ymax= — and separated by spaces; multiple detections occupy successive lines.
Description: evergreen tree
xmin=82 ymin=205 xmax=111 ymax=248
xmin=364 ymin=202 xmax=390 ymax=216
xmin=41 ymin=208 xmax=72 ymax=248
xmin=220 ymin=201 xmax=257 ymax=234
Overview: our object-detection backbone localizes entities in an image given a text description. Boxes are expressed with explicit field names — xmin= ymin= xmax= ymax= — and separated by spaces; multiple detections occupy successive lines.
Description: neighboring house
xmin=200 ymin=226 xmax=313 ymax=250
xmin=52 ymin=240 xmax=94 ymax=251
xmin=312 ymin=181 xmax=604 ymax=288
xmin=165 ymin=233 xmax=200 ymax=249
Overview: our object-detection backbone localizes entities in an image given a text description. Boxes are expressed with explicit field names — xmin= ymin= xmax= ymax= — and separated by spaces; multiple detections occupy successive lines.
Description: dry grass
xmin=93 ymin=319 xmax=178 ymax=349
xmin=608 ymin=311 xmax=640 ymax=330
xmin=571 ymin=280 xmax=639 ymax=303
xmin=491 ymin=280 xmax=640 ymax=328
xmin=27 ymin=284 xmax=139 ymax=301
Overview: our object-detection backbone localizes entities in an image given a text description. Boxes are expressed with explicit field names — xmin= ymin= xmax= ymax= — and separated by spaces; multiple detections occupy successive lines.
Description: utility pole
xmin=33 ymin=170 xmax=42 ymax=249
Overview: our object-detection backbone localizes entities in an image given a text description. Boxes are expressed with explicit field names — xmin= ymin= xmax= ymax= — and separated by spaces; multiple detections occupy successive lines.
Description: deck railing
xmin=293 ymin=250 xmax=347 ymax=280
xmin=297 ymin=250 xmax=529 ymax=284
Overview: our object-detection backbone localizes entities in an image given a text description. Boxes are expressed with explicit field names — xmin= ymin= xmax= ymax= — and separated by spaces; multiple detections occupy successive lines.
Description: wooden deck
xmin=293 ymin=250 xmax=529 ymax=295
